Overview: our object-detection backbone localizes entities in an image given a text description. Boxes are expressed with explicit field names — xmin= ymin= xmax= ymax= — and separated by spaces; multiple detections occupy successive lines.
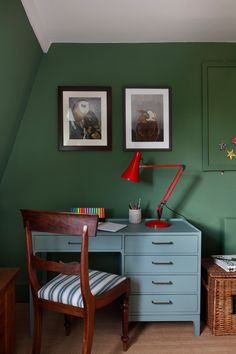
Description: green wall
xmin=1 ymin=40 xmax=236 ymax=299
xmin=0 ymin=0 xmax=41 ymax=299
xmin=0 ymin=0 xmax=42 ymax=181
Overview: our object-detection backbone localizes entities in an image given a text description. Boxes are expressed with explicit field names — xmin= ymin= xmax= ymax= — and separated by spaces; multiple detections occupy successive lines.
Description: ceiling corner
xmin=21 ymin=0 xmax=50 ymax=53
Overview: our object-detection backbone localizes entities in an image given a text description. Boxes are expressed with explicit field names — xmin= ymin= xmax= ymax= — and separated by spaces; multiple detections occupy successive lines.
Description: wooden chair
xmin=21 ymin=209 xmax=130 ymax=354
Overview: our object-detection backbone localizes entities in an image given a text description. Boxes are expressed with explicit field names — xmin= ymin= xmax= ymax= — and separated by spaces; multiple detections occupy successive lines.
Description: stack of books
xmin=70 ymin=207 xmax=105 ymax=221
xmin=212 ymin=255 xmax=236 ymax=272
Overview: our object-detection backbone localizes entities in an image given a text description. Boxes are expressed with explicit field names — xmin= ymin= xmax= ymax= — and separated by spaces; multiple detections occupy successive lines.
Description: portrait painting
xmin=58 ymin=86 xmax=111 ymax=151
xmin=124 ymin=88 xmax=171 ymax=150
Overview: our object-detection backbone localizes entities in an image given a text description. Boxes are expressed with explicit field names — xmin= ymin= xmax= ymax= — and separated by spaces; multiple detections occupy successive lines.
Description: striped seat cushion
xmin=38 ymin=270 xmax=126 ymax=308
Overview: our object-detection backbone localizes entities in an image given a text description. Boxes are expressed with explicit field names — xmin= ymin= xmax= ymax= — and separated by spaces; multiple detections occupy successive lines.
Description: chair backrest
xmin=21 ymin=209 xmax=98 ymax=302
xmin=21 ymin=209 xmax=98 ymax=236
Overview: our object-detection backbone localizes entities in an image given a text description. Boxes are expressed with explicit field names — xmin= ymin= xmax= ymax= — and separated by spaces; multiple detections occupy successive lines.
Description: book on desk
xmin=212 ymin=255 xmax=236 ymax=272
xmin=70 ymin=208 xmax=127 ymax=232
xmin=97 ymin=222 xmax=127 ymax=232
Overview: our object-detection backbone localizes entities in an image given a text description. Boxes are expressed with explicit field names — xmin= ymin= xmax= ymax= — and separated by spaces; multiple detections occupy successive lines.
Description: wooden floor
xmin=16 ymin=303 xmax=236 ymax=354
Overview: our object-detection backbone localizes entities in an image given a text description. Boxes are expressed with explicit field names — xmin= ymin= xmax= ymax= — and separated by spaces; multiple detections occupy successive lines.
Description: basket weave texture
xmin=202 ymin=258 xmax=236 ymax=335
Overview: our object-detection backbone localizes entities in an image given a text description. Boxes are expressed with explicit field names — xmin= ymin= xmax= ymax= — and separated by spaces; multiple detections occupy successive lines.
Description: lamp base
xmin=145 ymin=219 xmax=171 ymax=228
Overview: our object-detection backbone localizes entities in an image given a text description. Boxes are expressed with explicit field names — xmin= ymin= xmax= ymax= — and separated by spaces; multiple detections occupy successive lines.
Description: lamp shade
xmin=121 ymin=152 xmax=142 ymax=182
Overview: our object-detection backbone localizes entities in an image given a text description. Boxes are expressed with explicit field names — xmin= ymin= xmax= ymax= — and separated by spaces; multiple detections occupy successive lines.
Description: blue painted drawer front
xmin=130 ymin=294 xmax=198 ymax=313
xmin=33 ymin=235 xmax=122 ymax=252
xmin=129 ymin=275 xmax=198 ymax=294
xmin=125 ymin=235 xmax=198 ymax=254
xmin=124 ymin=255 xmax=198 ymax=273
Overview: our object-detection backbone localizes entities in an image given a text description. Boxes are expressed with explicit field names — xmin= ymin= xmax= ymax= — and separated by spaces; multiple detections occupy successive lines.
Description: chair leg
xmin=32 ymin=303 xmax=43 ymax=354
xmin=121 ymin=293 xmax=129 ymax=351
xmin=82 ymin=310 xmax=95 ymax=354
xmin=64 ymin=314 xmax=72 ymax=336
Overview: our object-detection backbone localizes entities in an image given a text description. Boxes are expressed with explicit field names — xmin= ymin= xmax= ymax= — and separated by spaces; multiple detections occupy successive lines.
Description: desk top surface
xmin=32 ymin=218 xmax=201 ymax=236
xmin=103 ymin=218 xmax=200 ymax=235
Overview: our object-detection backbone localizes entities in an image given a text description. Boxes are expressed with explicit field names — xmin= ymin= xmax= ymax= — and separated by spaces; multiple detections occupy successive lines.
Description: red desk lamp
xmin=121 ymin=152 xmax=185 ymax=228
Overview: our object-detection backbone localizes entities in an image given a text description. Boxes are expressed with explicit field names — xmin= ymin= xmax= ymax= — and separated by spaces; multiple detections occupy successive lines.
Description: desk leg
xmin=193 ymin=315 xmax=201 ymax=336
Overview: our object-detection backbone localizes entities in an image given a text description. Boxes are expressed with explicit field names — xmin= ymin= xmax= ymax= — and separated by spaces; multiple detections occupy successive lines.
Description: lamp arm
xmin=142 ymin=164 xmax=185 ymax=220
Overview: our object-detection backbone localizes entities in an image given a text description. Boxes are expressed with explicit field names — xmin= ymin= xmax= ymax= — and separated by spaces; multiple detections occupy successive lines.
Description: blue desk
xmin=32 ymin=218 xmax=201 ymax=335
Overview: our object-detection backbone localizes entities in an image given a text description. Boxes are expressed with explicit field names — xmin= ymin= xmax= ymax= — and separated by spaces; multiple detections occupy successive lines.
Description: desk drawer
xmin=124 ymin=255 xmax=198 ymax=273
xmin=130 ymin=275 xmax=198 ymax=293
xmin=33 ymin=235 xmax=122 ymax=252
xmin=125 ymin=235 xmax=198 ymax=254
xmin=130 ymin=294 xmax=198 ymax=313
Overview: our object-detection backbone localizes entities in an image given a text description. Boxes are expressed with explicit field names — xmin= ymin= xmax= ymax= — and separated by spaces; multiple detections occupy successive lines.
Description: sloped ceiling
xmin=21 ymin=0 xmax=236 ymax=53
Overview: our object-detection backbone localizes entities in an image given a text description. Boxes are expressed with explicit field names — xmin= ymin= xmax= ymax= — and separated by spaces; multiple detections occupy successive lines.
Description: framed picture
xmin=124 ymin=87 xmax=171 ymax=150
xmin=58 ymin=86 xmax=112 ymax=151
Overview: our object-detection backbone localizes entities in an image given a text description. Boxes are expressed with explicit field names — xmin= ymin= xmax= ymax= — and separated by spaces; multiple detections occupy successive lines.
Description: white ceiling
xmin=21 ymin=0 xmax=236 ymax=53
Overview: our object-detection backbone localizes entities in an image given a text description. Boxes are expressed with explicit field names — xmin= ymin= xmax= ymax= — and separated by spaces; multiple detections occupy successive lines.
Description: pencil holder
xmin=129 ymin=209 xmax=142 ymax=224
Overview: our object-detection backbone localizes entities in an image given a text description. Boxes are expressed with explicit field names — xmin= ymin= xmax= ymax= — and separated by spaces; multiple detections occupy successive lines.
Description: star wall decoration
xmin=227 ymin=149 xmax=236 ymax=160
xmin=219 ymin=141 xmax=227 ymax=150
xmin=219 ymin=136 xmax=236 ymax=161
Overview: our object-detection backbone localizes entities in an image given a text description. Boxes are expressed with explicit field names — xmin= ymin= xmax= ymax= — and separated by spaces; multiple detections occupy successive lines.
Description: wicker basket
xmin=202 ymin=258 xmax=236 ymax=335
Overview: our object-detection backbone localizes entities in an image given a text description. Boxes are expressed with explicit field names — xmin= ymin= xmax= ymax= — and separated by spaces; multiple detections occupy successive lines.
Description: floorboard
xmin=15 ymin=303 xmax=236 ymax=354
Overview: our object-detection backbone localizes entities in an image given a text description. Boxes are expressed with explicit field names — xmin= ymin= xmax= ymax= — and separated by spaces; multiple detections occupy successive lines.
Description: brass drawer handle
xmin=68 ymin=242 xmax=82 ymax=245
xmin=152 ymin=300 xmax=173 ymax=305
xmin=152 ymin=241 xmax=173 ymax=245
xmin=152 ymin=281 xmax=173 ymax=285
xmin=152 ymin=261 xmax=173 ymax=265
